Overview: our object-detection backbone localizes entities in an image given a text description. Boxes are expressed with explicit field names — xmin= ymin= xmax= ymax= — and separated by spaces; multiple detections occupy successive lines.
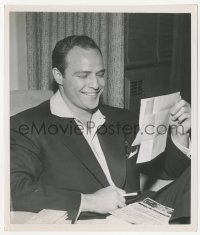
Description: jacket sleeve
xmin=10 ymin=117 xmax=81 ymax=223
xmin=136 ymin=135 xmax=191 ymax=180
xmin=161 ymin=136 xmax=191 ymax=178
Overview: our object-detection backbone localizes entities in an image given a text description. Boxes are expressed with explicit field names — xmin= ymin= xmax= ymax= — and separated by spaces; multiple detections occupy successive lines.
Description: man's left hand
xmin=169 ymin=99 xmax=191 ymax=148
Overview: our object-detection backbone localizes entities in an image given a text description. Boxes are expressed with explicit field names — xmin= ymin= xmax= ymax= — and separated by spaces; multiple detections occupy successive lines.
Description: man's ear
xmin=52 ymin=68 xmax=63 ymax=85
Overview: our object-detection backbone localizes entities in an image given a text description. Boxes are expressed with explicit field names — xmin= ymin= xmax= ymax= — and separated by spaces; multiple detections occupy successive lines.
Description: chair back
xmin=10 ymin=90 xmax=54 ymax=116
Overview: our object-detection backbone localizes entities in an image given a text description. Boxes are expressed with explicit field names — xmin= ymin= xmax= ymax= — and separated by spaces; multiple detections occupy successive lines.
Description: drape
xmin=26 ymin=12 xmax=124 ymax=108
xmin=170 ymin=14 xmax=191 ymax=103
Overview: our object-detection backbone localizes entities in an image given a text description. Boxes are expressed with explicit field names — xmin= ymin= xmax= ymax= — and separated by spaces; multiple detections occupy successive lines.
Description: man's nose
xmin=89 ymin=74 xmax=99 ymax=89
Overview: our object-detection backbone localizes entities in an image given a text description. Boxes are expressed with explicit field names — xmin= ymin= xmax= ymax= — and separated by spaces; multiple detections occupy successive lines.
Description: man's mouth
xmin=81 ymin=90 xmax=101 ymax=96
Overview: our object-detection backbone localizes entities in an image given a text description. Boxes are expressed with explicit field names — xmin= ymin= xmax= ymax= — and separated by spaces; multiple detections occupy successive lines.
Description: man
xmin=10 ymin=35 xmax=191 ymax=224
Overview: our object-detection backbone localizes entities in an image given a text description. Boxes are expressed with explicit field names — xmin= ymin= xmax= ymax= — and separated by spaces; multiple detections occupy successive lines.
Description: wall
xmin=10 ymin=12 xmax=27 ymax=90
xmin=124 ymin=13 xmax=191 ymax=118
xmin=125 ymin=63 xmax=171 ymax=119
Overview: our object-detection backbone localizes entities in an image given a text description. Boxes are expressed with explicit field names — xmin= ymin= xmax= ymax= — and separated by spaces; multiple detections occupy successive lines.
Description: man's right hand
xmin=81 ymin=186 xmax=126 ymax=214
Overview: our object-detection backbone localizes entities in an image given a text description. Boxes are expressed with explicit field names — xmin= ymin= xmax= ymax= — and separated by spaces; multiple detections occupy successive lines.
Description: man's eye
xmin=77 ymin=74 xmax=88 ymax=79
xmin=97 ymin=73 xmax=105 ymax=77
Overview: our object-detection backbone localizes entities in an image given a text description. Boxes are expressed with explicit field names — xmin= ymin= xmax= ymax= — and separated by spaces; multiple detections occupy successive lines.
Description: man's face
xmin=61 ymin=46 xmax=105 ymax=112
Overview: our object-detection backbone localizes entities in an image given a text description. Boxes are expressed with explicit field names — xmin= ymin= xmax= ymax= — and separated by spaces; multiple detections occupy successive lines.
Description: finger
xmin=117 ymin=199 xmax=126 ymax=208
xmin=171 ymin=106 xmax=190 ymax=121
xmin=114 ymin=187 xmax=126 ymax=195
xmin=170 ymin=99 xmax=188 ymax=116
xmin=170 ymin=100 xmax=189 ymax=116
xmin=117 ymin=194 xmax=126 ymax=203
xmin=107 ymin=185 xmax=118 ymax=192
xmin=177 ymin=113 xmax=191 ymax=124
xmin=107 ymin=185 xmax=115 ymax=190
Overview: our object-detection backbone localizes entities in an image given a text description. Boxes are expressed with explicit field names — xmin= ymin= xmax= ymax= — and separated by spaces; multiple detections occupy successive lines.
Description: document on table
xmin=110 ymin=198 xmax=174 ymax=224
xmin=132 ymin=92 xmax=180 ymax=163
xmin=25 ymin=209 xmax=69 ymax=224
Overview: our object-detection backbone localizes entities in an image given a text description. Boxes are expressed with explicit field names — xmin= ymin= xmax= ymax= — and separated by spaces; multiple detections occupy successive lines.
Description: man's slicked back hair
xmin=52 ymin=35 xmax=102 ymax=75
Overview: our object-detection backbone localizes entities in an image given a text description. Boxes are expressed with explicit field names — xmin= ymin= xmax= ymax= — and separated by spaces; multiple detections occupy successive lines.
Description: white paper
xmin=131 ymin=92 xmax=180 ymax=163
xmin=110 ymin=198 xmax=174 ymax=224
xmin=25 ymin=209 xmax=68 ymax=224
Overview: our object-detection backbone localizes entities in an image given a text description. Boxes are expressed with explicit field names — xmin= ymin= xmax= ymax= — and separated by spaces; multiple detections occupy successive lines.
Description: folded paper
xmin=132 ymin=92 xmax=180 ymax=163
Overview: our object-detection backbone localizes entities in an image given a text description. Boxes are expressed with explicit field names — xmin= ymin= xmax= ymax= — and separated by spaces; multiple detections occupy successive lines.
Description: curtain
xmin=26 ymin=12 xmax=124 ymax=108
xmin=169 ymin=14 xmax=191 ymax=103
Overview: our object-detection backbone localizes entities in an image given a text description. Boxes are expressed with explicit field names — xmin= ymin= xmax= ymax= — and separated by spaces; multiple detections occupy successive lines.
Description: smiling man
xmin=10 ymin=35 xmax=191 ymax=224
xmin=52 ymin=42 xmax=105 ymax=125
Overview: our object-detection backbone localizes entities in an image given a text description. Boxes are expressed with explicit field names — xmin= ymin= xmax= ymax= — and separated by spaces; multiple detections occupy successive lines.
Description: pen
xmin=122 ymin=192 xmax=139 ymax=197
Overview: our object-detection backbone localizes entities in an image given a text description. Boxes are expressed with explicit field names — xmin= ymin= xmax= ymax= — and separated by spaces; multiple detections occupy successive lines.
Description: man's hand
xmin=81 ymin=186 xmax=126 ymax=214
xmin=170 ymin=99 xmax=191 ymax=148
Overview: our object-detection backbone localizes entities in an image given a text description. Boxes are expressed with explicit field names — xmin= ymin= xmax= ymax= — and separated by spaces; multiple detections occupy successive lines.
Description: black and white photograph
xmin=3 ymin=3 xmax=198 ymax=232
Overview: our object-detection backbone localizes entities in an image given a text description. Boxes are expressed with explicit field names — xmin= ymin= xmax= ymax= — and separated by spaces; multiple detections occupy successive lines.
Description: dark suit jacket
xmin=10 ymin=100 xmax=190 ymax=221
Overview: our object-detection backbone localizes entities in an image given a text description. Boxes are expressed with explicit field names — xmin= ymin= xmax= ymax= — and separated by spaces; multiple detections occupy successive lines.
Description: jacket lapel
xmin=97 ymin=118 xmax=126 ymax=188
xmin=52 ymin=115 xmax=110 ymax=187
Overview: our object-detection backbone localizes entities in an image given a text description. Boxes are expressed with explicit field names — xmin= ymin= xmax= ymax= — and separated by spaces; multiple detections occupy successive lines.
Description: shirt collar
xmin=50 ymin=90 xmax=74 ymax=118
xmin=50 ymin=90 xmax=105 ymax=123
